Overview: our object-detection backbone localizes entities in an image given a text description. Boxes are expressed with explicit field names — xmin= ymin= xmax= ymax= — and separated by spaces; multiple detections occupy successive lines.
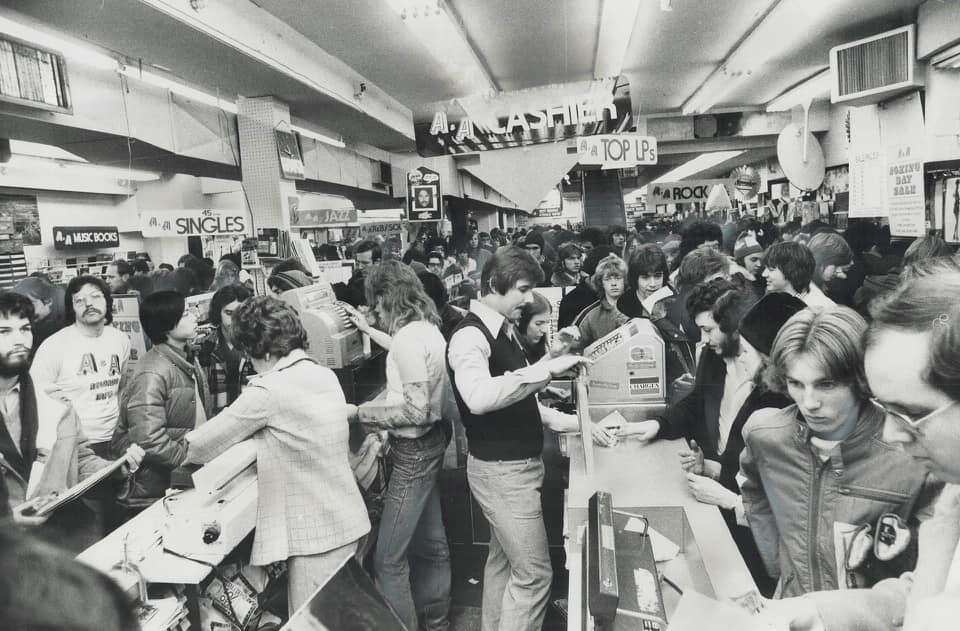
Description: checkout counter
xmin=77 ymin=281 xmax=390 ymax=630
xmin=564 ymin=319 xmax=757 ymax=630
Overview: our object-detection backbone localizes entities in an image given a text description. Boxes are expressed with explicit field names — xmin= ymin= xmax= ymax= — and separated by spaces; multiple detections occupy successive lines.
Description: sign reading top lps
xmin=52 ymin=226 xmax=119 ymax=250
xmin=578 ymin=134 xmax=657 ymax=169
xmin=407 ymin=166 xmax=441 ymax=222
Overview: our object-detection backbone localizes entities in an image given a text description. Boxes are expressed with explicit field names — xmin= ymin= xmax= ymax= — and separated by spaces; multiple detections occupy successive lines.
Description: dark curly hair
xmin=64 ymin=275 xmax=114 ymax=325
xmin=232 ymin=296 xmax=307 ymax=359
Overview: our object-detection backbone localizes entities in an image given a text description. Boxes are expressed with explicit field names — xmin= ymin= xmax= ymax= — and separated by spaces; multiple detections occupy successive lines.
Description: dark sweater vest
xmin=449 ymin=311 xmax=543 ymax=461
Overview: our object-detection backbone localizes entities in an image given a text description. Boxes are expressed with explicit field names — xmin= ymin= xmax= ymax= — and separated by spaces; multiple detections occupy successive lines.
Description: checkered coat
xmin=185 ymin=349 xmax=370 ymax=565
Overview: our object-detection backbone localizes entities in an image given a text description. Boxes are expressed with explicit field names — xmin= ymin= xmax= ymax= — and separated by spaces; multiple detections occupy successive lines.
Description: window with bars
xmin=0 ymin=34 xmax=71 ymax=113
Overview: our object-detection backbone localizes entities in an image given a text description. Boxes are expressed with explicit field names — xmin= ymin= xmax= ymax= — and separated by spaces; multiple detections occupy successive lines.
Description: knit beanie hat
xmin=739 ymin=293 xmax=806 ymax=356
xmin=522 ymin=231 xmax=545 ymax=250
xmin=734 ymin=232 xmax=763 ymax=261
xmin=269 ymin=270 xmax=313 ymax=293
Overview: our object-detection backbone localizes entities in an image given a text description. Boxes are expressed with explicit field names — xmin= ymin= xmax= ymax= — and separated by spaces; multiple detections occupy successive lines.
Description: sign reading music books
xmin=52 ymin=226 xmax=119 ymax=250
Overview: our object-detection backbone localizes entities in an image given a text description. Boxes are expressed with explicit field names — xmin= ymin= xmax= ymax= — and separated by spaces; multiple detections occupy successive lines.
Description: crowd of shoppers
xmin=5 ymin=212 xmax=960 ymax=631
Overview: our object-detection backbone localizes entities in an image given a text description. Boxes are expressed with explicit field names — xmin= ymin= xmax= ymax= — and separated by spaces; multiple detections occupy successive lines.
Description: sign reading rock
xmin=647 ymin=180 xmax=734 ymax=205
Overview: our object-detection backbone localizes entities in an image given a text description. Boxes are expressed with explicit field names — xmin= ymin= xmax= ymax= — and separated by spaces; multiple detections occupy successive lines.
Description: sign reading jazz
xmin=290 ymin=207 xmax=359 ymax=227
xmin=578 ymin=134 xmax=657 ymax=169
xmin=140 ymin=209 xmax=248 ymax=238
xmin=415 ymin=78 xmax=632 ymax=156
xmin=647 ymin=180 xmax=734 ymax=205
xmin=407 ymin=166 xmax=442 ymax=222
xmin=52 ymin=226 xmax=119 ymax=250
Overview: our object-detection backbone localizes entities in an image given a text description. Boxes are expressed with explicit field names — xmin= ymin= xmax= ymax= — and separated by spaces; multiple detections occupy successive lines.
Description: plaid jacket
xmin=196 ymin=329 xmax=253 ymax=415
xmin=184 ymin=350 xmax=370 ymax=564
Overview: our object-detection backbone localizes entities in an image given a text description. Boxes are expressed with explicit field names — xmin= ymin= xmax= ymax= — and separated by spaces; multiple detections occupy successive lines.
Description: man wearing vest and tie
xmin=447 ymin=246 xmax=614 ymax=631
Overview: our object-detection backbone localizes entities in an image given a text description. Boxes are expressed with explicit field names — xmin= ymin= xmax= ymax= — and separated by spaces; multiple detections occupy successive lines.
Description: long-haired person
xmin=111 ymin=291 xmax=209 ymax=510
xmin=517 ymin=292 xmax=552 ymax=363
xmin=739 ymin=307 xmax=940 ymax=598
xmin=180 ymin=297 xmax=369 ymax=615
xmin=197 ymin=284 xmax=254 ymax=415
xmin=769 ymin=257 xmax=960 ymax=630
xmin=339 ymin=260 xmax=453 ymax=631
xmin=575 ymin=254 xmax=629 ymax=349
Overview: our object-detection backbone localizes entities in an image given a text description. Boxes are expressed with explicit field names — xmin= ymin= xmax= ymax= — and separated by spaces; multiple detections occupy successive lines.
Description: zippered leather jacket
xmin=740 ymin=404 xmax=942 ymax=597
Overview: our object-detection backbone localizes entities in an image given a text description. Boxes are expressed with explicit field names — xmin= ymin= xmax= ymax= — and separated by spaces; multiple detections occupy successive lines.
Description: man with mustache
xmin=0 ymin=292 xmax=143 ymax=550
xmin=29 ymin=275 xmax=131 ymax=532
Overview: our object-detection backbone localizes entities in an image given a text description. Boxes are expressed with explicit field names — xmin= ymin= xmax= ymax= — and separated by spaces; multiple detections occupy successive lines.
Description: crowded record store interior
xmin=4 ymin=0 xmax=960 ymax=629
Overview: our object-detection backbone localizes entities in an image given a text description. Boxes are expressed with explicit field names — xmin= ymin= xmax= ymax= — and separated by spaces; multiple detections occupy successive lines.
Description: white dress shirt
xmin=447 ymin=300 xmax=569 ymax=428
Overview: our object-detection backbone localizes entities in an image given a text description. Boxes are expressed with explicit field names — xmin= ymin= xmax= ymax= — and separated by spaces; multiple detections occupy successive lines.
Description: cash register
xmin=280 ymin=282 xmax=364 ymax=369
xmin=582 ymin=318 xmax=667 ymax=416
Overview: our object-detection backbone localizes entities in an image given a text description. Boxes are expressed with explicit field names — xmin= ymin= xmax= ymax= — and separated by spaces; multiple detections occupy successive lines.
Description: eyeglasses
xmin=869 ymin=397 xmax=958 ymax=435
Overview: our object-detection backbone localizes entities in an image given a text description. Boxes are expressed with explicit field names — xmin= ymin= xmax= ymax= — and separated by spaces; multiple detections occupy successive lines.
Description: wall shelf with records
xmin=27 ymin=253 xmax=116 ymax=285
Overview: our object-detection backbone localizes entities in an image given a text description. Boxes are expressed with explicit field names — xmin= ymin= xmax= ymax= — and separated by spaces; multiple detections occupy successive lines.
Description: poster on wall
xmin=275 ymin=128 xmax=305 ymax=180
xmin=939 ymin=177 xmax=960 ymax=244
xmin=0 ymin=193 xmax=41 ymax=254
xmin=407 ymin=167 xmax=442 ymax=222
xmin=885 ymin=143 xmax=925 ymax=238
xmin=818 ymin=165 xmax=849 ymax=198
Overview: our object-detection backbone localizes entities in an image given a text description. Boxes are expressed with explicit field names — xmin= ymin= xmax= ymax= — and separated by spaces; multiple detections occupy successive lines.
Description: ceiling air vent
xmin=830 ymin=25 xmax=922 ymax=106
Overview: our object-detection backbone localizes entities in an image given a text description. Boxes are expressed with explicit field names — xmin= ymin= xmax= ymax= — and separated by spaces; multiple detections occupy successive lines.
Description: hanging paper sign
xmin=647 ymin=180 xmax=733 ymax=205
xmin=849 ymin=105 xmax=885 ymax=218
xmin=140 ymin=209 xmax=248 ymax=238
xmin=885 ymin=143 xmax=925 ymax=237
xmin=577 ymin=134 xmax=657 ymax=168
xmin=407 ymin=167 xmax=442 ymax=222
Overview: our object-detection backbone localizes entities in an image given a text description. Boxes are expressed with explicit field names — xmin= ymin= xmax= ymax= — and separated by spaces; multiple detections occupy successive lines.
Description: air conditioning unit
xmin=830 ymin=25 xmax=923 ymax=106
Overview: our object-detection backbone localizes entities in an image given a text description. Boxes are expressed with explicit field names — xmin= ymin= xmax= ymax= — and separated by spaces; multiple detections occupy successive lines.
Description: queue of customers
xmin=4 ymin=214 xmax=960 ymax=631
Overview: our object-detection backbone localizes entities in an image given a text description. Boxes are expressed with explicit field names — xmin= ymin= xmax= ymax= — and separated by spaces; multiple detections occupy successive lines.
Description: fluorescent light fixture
xmin=0 ymin=15 xmax=117 ymax=71
xmin=682 ymin=0 xmax=835 ymax=115
xmin=650 ymin=150 xmax=744 ymax=183
xmin=386 ymin=0 xmax=496 ymax=96
xmin=10 ymin=154 xmax=161 ymax=181
xmin=9 ymin=140 xmax=87 ymax=162
xmin=291 ymin=124 xmax=346 ymax=149
xmin=120 ymin=65 xmax=238 ymax=114
xmin=765 ymin=69 xmax=831 ymax=112
xmin=931 ymin=42 xmax=960 ymax=69
xmin=594 ymin=0 xmax=641 ymax=79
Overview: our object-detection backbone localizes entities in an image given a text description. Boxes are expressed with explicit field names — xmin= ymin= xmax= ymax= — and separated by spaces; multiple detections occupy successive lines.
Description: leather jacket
xmin=112 ymin=343 xmax=210 ymax=503
xmin=740 ymin=404 xmax=941 ymax=597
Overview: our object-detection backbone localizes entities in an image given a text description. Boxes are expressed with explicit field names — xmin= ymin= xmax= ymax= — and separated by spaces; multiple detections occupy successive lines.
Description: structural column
xmin=236 ymin=96 xmax=299 ymax=233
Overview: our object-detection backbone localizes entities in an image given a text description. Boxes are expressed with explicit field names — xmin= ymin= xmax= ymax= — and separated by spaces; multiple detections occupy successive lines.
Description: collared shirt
xmin=0 ymin=381 xmax=21 ymax=453
xmin=448 ymin=300 xmax=566 ymax=426
xmin=800 ymin=283 xmax=836 ymax=309
xmin=718 ymin=348 xmax=760 ymax=454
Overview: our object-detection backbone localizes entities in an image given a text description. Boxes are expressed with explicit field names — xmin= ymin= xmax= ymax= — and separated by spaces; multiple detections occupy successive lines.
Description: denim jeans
xmin=374 ymin=424 xmax=451 ymax=631
xmin=467 ymin=454 xmax=552 ymax=631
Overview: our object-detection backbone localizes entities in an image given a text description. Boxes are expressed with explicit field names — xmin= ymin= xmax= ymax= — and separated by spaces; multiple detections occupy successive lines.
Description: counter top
xmin=565 ymin=434 xmax=757 ymax=629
